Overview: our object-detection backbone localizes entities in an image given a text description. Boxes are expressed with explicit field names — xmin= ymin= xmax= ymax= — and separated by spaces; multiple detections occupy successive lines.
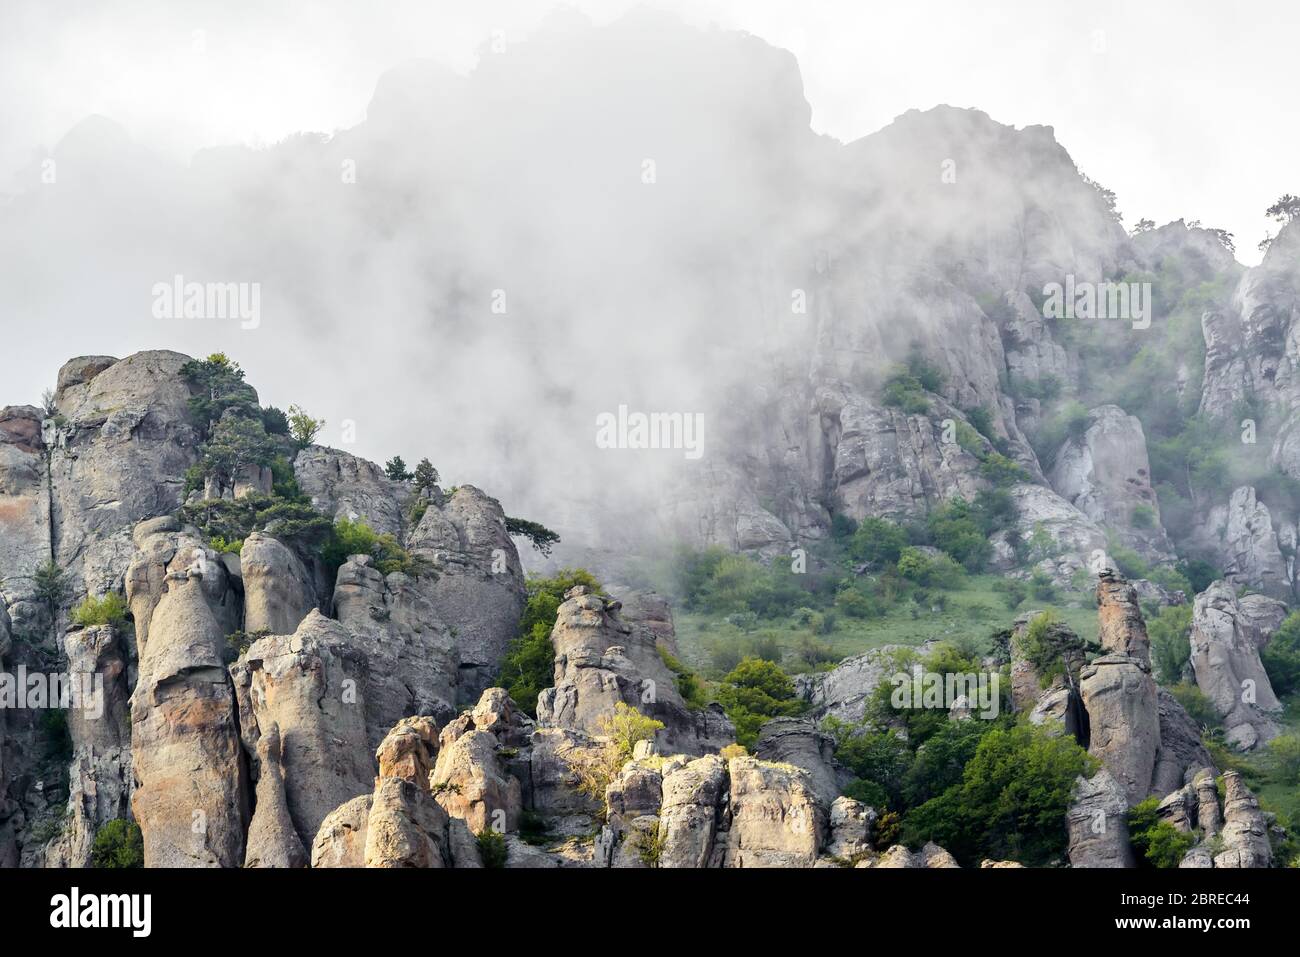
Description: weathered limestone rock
xmin=43 ymin=624 xmax=132 ymax=868
xmin=1048 ymin=405 xmax=1171 ymax=559
xmin=826 ymin=796 xmax=875 ymax=860
xmin=239 ymin=532 xmax=317 ymax=635
xmin=49 ymin=351 xmax=202 ymax=596
xmin=243 ymin=726 xmax=308 ymax=868
xmin=658 ymin=755 xmax=728 ymax=868
xmin=527 ymin=727 xmax=605 ymax=818
xmin=294 ymin=445 xmax=409 ymax=537
xmin=128 ymin=543 xmax=248 ymax=867
xmin=1080 ymin=572 xmax=1159 ymax=804
xmin=1067 ymin=769 xmax=1135 ymax=868
xmin=407 ymin=486 xmax=525 ymax=701
xmin=1237 ymin=593 xmax=1288 ymax=645
xmin=430 ymin=729 xmax=523 ymax=833
xmin=1214 ymin=770 xmax=1272 ymax=868
xmin=363 ymin=716 xmax=450 ymax=868
xmin=333 ymin=555 xmax=459 ymax=747
xmin=536 ymin=585 xmax=731 ymax=754
xmin=0 ymin=405 xmax=52 ymax=640
xmin=753 ymin=717 xmax=844 ymax=808
xmin=229 ymin=611 xmax=374 ymax=849
xmin=1193 ymin=768 xmax=1222 ymax=838
xmin=311 ymin=794 xmax=372 ymax=868
xmin=794 ymin=643 xmax=932 ymax=723
xmin=1192 ymin=488 xmax=1292 ymax=600
xmin=363 ymin=777 xmax=450 ymax=868
xmin=718 ymin=757 xmax=825 ymax=868
xmin=868 ymin=842 xmax=958 ymax=868
xmin=375 ymin=715 xmax=440 ymax=783
xmin=1156 ymin=787 xmax=1194 ymax=833
xmin=605 ymin=760 xmax=664 ymax=824
xmin=1189 ymin=581 xmax=1282 ymax=750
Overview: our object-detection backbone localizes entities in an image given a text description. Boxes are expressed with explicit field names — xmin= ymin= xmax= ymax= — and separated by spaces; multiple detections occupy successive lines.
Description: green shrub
xmin=847 ymin=517 xmax=908 ymax=568
xmin=901 ymin=723 xmax=1098 ymax=866
xmin=33 ymin=559 xmax=70 ymax=610
xmin=71 ymin=592 xmax=129 ymax=629
xmin=1148 ymin=605 xmax=1193 ymax=684
xmin=91 ymin=819 xmax=144 ymax=868
xmin=715 ymin=657 xmax=805 ymax=748
xmin=1168 ymin=682 xmax=1219 ymax=728
xmin=319 ymin=517 xmax=423 ymax=577
xmin=476 ymin=828 xmax=508 ymax=868
xmin=658 ymin=646 xmax=708 ymax=709
xmin=1267 ymin=734 xmax=1300 ymax=786
xmin=1128 ymin=797 xmax=1196 ymax=868
xmin=1263 ymin=612 xmax=1300 ymax=696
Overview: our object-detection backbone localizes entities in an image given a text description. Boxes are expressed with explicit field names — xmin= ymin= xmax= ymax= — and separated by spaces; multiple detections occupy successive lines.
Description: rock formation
xmin=1189 ymin=581 xmax=1282 ymax=749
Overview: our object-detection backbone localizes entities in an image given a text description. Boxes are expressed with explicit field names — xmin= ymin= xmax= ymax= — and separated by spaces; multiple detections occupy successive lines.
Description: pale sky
xmin=1 ymin=0 xmax=1295 ymax=264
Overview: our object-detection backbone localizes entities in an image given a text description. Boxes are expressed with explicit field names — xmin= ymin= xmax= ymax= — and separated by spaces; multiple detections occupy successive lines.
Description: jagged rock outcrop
xmin=407 ymin=485 xmax=525 ymax=700
xmin=239 ymin=532 xmax=317 ymax=635
xmin=1237 ymin=593 xmax=1289 ymax=644
xmin=825 ymin=796 xmax=875 ymax=861
xmin=0 ymin=405 xmax=52 ymax=640
xmin=1080 ymin=572 xmax=1159 ymax=804
xmin=332 ymin=555 xmax=458 ymax=747
xmin=1066 ymin=769 xmax=1135 ymax=868
xmin=229 ymin=610 xmax=374 ymax=849
xmin=794 ymin=642 xmax=935 ymax=724
xmin=717 ymin=757 xmax=825 ymax=868
xmin=363 ymin=716 xmax=450 ymax=868
xmin=753 ymin=717 xmax=846 ymax=807
xmin=49 ymin=351 xmax=201 ymax=597
xmin=1192 ymin=487 xmax=1293 ymax=600
xmin=127 ymin=535 xmax=248 ymax=867
xmin=1009 ymin=611 xmax=1088 ymax=744
xmin=431 ymin=727 xmax=523 ymax=833
xmin=1049 ymin=405 xmax=1171 ymax=559
xmin=294 ymin=445 xmax=410 ymax=538
xmin=1214 ymin=770 xmax=1273 ymax=868
xmin=43 ymin=623 xmax=132 ymax=868
xmin=866 ymin=842 xmax=959 ymax=869
xmin=242 ymin=725 xmax=308 ymax=868
xmin=536 ymin=585 xmax=733 ymax=754
xmin=658 ymin=754 xmax=728 ymax=868
xmin=1189 ymin=581 xmax=1282 ymax=750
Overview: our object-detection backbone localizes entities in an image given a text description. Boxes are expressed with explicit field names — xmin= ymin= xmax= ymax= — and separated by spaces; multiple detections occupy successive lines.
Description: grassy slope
xmin=674 ymin=574 xmax=1100 ymax=676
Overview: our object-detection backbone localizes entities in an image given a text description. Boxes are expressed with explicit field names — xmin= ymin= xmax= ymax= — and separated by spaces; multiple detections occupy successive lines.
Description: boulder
xmin=658 ymin=755 xmax=728 ymax=868
xmin=239 ymin=532 xmax=317 ymax=635
xmin=753 ymin=717 xmax=845 ymax=808
xmin=310 ymin=794 xmax=372 ymax=868
xmin=1150 ymin=688 xmax=1216 ymax=796
xmin=430 ymin=729 xmax=523 ymax=833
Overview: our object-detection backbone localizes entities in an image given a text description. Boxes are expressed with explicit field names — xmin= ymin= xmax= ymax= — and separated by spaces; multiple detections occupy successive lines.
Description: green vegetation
xmin=505 ymin=516 xmax=561 ymax=557
xmin=319 ymin=517 xmax=425 ymax=577
xmin=384 ymin=455 xmax=412 ymax=481
xmin=286 ymin=404 xmax=325 ymax=448
xmin=901 ymin=723 xmax=1099 ymax=866
xmin=1128 ymin=797 xmax=1196 ymax=868
xmin=1263 ymin=613 xmax=1300 ymax=697
xmin=91 ymin=819 xmax=144 ymax=868
xmin=714 ymin=657 xmax=806 ymax=748
xmin=1149 ymin=604 xmax=1193 ymax=685
xmin=499 ymin=569 xmax=601 ymax=716
xmin=223 ymin=629 xmax=270 ymax=664
xmin=602 ymin=701 xmax=666 ymax=760
xmin=413 ymin=458 xmax=440 ymax=494
xmin=71 ymin=592 xmax=129 ymax=629
xmin=658 ymin=645 xmax=707 ymax=709
xmin=476 ymin=828 xmax=508 ymax=868
xmin=32 ymin=559 xmax=70 ymax=613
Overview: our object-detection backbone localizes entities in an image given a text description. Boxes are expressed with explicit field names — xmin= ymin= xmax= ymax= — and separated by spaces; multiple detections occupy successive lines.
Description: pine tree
xmin=385 ymin=456 xmax=411 ymax=481
xmin=413 ymin=458 xmax=440 ymax=494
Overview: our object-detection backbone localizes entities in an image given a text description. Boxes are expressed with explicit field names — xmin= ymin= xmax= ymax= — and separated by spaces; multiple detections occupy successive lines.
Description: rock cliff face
xmin=1189 ymin=582 xmax=1282 ymax=750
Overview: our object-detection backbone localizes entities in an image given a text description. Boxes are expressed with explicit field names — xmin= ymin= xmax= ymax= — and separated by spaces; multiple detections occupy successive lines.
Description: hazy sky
xmin=3 ymin=0 xmax=1294 ymax=263
xmin=1 ymin=0 xmax=1295 ymax=540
